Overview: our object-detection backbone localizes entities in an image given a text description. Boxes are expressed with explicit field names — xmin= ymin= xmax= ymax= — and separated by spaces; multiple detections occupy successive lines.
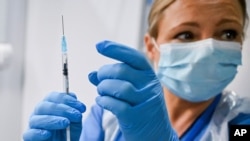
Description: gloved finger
xmin=23 ymin=129 xmax=51 ymax=141
xmin=95 ymin=96 xmax=131 ymax=120
xmin=34 ymin=101 xmax=82 ymax=122
xmin=96 ymin=40 xmax=152 ymax=70
xmin=97 ymin=79 xmax=148 ymax=105
xmin=44 ymin=92 xmax=86 ymax=113
xmin=97 ymin=63 xmax=155 ymax=89
xmin=70 ymin=122 xmax=82 ymax=141
xmin=68 ymin=92 xmax=77 ymax=99
xmin=88 ymin=71 xmax=100 ymax=86
xmin=29 ymin=115 xmax=69 ymax=129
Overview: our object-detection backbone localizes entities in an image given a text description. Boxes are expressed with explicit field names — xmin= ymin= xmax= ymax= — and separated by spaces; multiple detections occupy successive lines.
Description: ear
xmin=144 ymin=33 xmax=157 ymax=62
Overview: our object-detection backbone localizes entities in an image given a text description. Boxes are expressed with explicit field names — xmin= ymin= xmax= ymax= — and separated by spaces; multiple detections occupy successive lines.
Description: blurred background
xmin=0 ymin=0 xmax=249 ymax=140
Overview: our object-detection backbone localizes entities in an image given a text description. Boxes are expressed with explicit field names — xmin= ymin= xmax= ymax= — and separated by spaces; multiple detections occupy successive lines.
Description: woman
xmin=23 ymin=0 xmax=250 ymax=141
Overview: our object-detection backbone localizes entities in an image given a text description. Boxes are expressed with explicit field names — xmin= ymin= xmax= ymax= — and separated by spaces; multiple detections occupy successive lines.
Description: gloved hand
xmin=23 ymin=92 xmax=86 ymax=141
xmin=88 ymin=41 xmax=179 ymax=141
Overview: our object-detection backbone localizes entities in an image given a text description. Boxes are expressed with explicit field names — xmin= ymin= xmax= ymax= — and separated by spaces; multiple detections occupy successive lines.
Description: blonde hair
xmin=148 ymin=0 xmax=175 ymax=39
xmin=147 ymin=0 xmax=248 ymax=39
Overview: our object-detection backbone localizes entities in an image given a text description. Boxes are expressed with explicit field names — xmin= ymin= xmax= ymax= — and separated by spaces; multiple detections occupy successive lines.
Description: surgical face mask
xmin=152 ymin=38 xmax=242 ymax=102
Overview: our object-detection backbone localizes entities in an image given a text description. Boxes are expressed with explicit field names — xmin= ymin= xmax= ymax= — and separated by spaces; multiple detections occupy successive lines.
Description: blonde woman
xmin=23 ymin=0 xmax=250 ymax=141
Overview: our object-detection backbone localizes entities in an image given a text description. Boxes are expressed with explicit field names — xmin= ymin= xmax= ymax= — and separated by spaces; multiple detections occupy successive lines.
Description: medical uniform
xmin=81 ymin=91 xmax=250 ymax=141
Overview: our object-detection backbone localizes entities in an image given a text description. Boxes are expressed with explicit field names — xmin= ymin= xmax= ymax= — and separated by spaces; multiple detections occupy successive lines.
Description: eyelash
xmin=173 ymin=29 xmax=240 ymax=42
xmin=221 ymin=29 xmax=238 ymax=40
xmin=174 ymin=31 xmax=194 ymax=41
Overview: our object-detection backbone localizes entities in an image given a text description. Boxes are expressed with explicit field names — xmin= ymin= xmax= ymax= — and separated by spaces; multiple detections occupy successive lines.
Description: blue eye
xmin=174 ymin=32 xmax=194 ymax=41
xmin=221 ymin=30 xmax=238 ymax=40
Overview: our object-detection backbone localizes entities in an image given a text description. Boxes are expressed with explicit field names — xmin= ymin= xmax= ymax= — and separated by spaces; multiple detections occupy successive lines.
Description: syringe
xmin=61 ymin=15 xmax=70 ymax=141
xmin=61 ymin=15 xmax=69 ymax=94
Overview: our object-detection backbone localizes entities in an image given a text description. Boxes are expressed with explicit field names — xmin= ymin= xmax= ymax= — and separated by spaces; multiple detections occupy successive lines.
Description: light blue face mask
xmin=152 ymin=38 xmax=242 ymax=102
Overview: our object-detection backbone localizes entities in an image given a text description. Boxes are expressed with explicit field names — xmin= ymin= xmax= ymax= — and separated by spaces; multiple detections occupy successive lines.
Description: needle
xmin=61 ymin=15 xmax=70 ymax=141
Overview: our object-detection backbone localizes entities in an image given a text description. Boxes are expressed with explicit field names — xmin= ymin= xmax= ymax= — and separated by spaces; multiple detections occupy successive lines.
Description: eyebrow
xmin=216 ymin=18 xmax=243 ymax=27
xmin=177 ymin=22 xmax=200 ymax=27
xmin=172 ymin=19 xmax=243 ymax=30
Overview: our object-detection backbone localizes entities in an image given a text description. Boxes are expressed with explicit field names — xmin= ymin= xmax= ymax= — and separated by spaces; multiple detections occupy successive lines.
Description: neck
xmin=163 ymin=88 xmax=214 ymax=137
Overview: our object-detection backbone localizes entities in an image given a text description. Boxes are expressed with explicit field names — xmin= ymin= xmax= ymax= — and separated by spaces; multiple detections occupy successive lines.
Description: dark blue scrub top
xmin=180 ymin=94 xmax=222 ymax=141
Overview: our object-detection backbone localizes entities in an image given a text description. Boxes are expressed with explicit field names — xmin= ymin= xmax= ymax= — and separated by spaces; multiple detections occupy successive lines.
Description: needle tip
xmin=62 ymin=15 xmax=64 ymax=35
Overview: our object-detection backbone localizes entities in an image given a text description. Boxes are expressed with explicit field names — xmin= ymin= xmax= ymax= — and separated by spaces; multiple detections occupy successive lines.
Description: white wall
xmin=21 ymin=0 xmax=144 ymax=135
xmin=0 ymin=0 xmax=8 ymax=42
xmin=0 ymin=0 xmax=26 ymax=140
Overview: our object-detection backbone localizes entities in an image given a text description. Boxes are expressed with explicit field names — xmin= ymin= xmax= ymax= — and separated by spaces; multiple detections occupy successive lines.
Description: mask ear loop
xmin=151 ymin=37 xmax=160 ymax=51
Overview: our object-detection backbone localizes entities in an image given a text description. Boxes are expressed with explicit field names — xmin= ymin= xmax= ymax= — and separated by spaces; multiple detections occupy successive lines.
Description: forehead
xmin=162 ymin=0 xmax=243 ymax=25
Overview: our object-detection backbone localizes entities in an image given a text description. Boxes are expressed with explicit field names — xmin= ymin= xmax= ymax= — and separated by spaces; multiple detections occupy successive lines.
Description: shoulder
xmin=85 ymin=104 xmax=104 ymax=122
xmin=218 ymin=91 xmax=250 ymax=125
xmin=82 ymin=104 xmax=104 ymax=129
xmin=229 ymin=113 xmax=250 ymax=125
xmin=228 ymin=93 xmax=250 ymax=125
xmin=81 ymin=104 xmax=105 ymax=140
xmin=90 ymin=104 xmax=104 ymax=117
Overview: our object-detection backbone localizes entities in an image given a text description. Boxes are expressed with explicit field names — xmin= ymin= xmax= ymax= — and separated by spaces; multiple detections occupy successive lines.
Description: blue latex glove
xmin=88 ymin=40 xmax=179 ymax=141
xmin=23 ymin=92 xmax=86 ymax=141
